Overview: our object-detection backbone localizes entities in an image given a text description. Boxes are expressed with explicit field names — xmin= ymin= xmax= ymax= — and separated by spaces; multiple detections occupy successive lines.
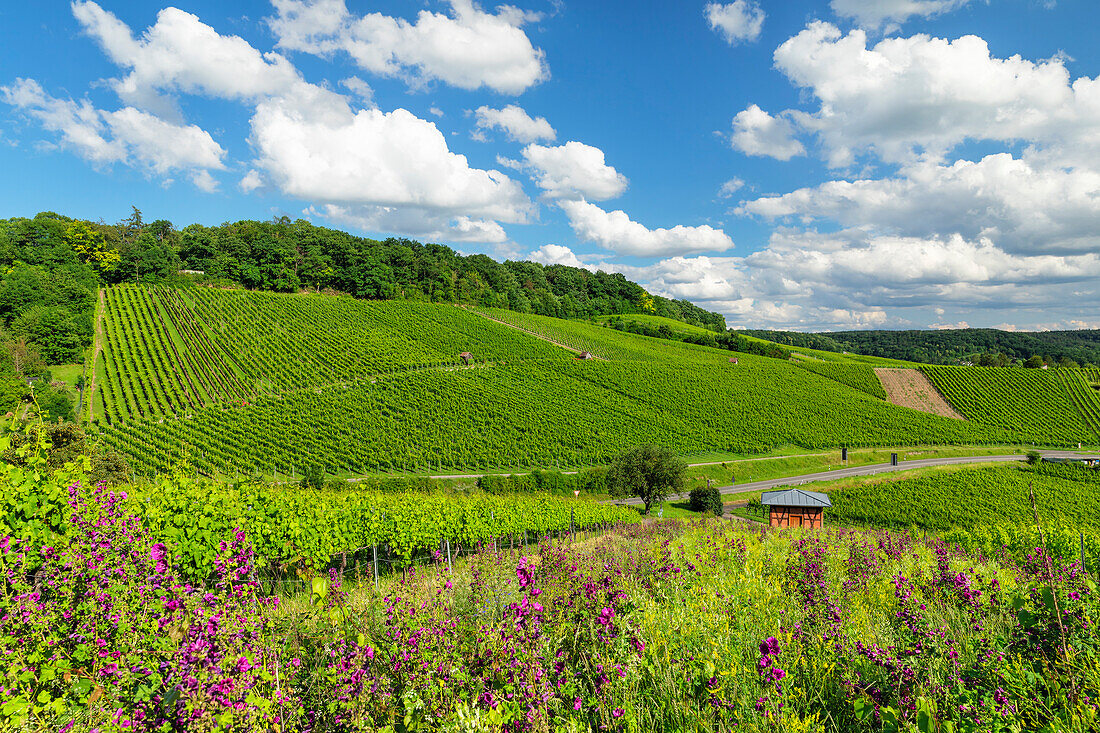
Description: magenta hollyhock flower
xmin=759 ymin=637 xmax=780 ymax=656
xmin=574 ymin=697 xmax=582 ymax=710
xmin=612 ymin=708 xmax=624 ymax=718
xmin=365 ymin=647 xmax=375 ymax=660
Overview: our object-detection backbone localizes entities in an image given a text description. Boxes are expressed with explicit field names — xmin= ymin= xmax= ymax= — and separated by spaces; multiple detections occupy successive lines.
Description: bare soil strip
xmin=874 ymin=367 xmax=966 ymax=420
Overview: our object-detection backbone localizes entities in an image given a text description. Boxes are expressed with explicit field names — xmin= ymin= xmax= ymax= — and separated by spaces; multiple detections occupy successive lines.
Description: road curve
xmin=612 ymin=451 xmax=1098 ymax=507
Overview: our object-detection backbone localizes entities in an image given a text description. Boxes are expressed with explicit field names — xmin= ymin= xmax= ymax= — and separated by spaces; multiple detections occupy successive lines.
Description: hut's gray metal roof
xmin=760 ymin=488 xmax=832 ymax=508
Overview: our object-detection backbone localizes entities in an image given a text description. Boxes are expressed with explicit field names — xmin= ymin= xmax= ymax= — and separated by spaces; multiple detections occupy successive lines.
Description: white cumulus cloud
xmin=772 ymin=22 xmax=1100 ymax=166
xmin=527 ymin=244 xmax=590 ymax=269
xmin=239 ymin=169 xmax=264 ymax=193
xmin=473 ymin=104 xmax=556 ymax=143
xmin=730 ymin=104 xmax=805 ymax=160
xmin=740 ymin=153 xmax=1100 ymax=255
xmin=268 ymin=0 xmax=548 ymax=94
xmin=2 ymin=78 xmax=225 ymax=189
xmin=252 ymin=99 xmax=532 ymax=226
xmin=705 ymin=1 xmax=765 ymax=45
xmin=59 ymin=1 xmax=535 ymax=243
xmin=830 ymin=0 xmax=974 ymax=30
xmin=559 ymin=200 xmax=734 ymax=257
xmin=72 ymin=1 xmax=309 ymax=119
xmin=522 ymin=142 xmax=628 ymax=201
xmin=312 ymin=203 xmax=508 ymax=244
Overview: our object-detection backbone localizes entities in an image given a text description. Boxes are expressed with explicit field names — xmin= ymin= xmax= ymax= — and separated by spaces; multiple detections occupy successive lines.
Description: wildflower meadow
xmin=2 ymin=464 xmax=1099 ymax=732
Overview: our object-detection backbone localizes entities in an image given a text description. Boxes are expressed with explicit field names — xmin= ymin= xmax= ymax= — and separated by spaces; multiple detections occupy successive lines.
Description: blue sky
xmin=2 ymin=0 xmax=1100 ymax=331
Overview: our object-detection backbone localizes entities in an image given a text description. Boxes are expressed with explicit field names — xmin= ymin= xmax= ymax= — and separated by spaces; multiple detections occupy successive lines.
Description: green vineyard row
xmin=792 ymin=362 xmax=888 ymax=400
xmin=1 ymin=461 xmax=638 ymax=580
xmin=99 ymin=356 xmax=1014 ymax=476
xmin=921 ymin=365 xmax=1096 ymax=443
xmin=829 ymin=463 xmax=1100 ymax=531
xmin=97 ymin=286 xmax=569 ymax=424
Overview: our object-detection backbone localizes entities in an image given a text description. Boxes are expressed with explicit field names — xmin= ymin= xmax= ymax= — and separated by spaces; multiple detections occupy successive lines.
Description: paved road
xmin=613 ymin=451 xmax=1100 ymax=507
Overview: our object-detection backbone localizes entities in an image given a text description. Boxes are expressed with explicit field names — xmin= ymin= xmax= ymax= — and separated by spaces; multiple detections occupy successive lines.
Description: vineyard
xmin=95 ymin=286 xmax=568 ymax=424
xmin=792 ymin=362 xmax=888 ymax=399
xmin=1057 ymin=368 xmax=1100 ymax=436
xmin=0 ymin=459 xmax=638 ymax=581
xmin=921 ymin=365 xmax=1097 ymax=443
xmin=593 ymin=313 xmax=720 ymax=337
xmin=99 ymin=355 xmax=1012 ymax=476
xmin=469 ymin=306 xmax=728 ymax=362
xmin=828 ymin=462 xmax=1100 ymax=531
xmin=84 ymin=286 xmax=1100 ymax=477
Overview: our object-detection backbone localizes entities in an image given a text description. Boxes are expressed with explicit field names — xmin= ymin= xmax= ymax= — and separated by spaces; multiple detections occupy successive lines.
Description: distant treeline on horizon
xmin=739 ymin=328 xmax=1100 ymax=367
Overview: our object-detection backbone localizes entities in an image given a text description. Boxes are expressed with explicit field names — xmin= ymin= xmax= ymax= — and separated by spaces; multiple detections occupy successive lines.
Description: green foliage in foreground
xmin=6 ymin=491 xmax=1099 ymax=732
xmin=946 ymin=521 xmax=1100 ymax=576
xmin=0 ymin=456 xmax=637 ymax=579
xmin=829 ymin=463 xmax=1100 ymax=531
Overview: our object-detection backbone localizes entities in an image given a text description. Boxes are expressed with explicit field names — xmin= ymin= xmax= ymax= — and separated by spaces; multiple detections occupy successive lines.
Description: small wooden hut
xmin=728 ymin=357 xmax=739 ymax=364
xmin=761 ymin=488 xmax=830 ymax=528
xmin=459 ymin=351 xmax=473 ymax=365
xmin=577 ymin=351 xmax=594 ymax=360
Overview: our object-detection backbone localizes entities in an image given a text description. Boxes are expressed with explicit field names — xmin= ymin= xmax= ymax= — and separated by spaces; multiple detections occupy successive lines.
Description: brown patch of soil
xmin=874 ymin=368 xmax=966 ymax=420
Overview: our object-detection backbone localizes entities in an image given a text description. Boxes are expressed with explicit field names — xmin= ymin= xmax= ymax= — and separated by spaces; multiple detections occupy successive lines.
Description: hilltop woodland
xmin=743 ymin=327 xmax=1100 ymax=367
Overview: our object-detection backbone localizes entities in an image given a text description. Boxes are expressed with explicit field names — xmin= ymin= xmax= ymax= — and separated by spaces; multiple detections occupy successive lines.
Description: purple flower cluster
xmin=0 ymin=481 xmax=300 ymax=731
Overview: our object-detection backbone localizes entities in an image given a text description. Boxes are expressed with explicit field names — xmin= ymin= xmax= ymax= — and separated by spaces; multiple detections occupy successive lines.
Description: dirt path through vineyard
xmin=874 ymin=368 xmax=966 ymax=420
xmin=466 ymin=308 xmax=606 ymax=359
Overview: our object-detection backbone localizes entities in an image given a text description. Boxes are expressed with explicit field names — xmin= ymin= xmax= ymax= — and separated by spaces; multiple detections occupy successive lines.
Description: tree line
xmin=740 ymin=327 xmax=1100 ymax=367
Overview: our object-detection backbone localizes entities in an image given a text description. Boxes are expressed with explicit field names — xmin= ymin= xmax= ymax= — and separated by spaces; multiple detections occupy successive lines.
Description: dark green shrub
xmin=689 ymin=485 xmax=723 ymax=516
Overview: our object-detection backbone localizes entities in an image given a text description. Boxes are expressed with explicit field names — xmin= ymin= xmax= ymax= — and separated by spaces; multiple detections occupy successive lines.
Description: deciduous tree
xmin=607 ymin=444 xmax=685 ymax=515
